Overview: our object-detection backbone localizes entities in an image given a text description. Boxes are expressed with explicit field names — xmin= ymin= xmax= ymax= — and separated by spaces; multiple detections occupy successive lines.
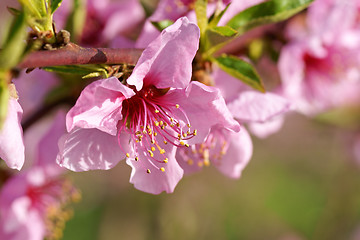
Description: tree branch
xmin=17 ymin=43 xmax=143 ymax=69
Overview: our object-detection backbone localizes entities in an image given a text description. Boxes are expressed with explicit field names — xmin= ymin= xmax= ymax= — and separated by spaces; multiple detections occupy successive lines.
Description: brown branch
xmin=17 ymin=43 xmax=143 ymax=69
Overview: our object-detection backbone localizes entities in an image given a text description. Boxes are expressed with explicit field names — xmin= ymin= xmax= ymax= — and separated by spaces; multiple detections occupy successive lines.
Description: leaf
xmin=42 ymin=65 xmax=108 ymax=78
xmin=214 ymin=54 xmax=265 ymax=92
xmin=204 ymin=26 xmax=237 ymax=54
xmin=227 ymin=0 xmax=313 ymax=34
xmin=195 ymin=0 xmax=208 ymax=36
xmin=50 ymin=0 xmax=63 ymax=14
xmin=7 ymin=7 xmax=21 ymax=16
xmin=64 ymin=0 xmax=86 ymax=42
xmin=0 ymin=11 xmax=27 ymax=69
xmin=151 ymin=20 xmax=174 ymax=32
xmin=208 ymin=4 xmax=230 ymax=27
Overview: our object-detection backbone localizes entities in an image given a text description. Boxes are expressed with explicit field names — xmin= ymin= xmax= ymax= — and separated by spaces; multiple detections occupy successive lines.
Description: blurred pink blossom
xmin=0 ymin=97 xmax=24 ymax=170
xmin=57 ymin=17 xmax=239 ymax=194
xmin=279 ymin=0 xmax=360 ymax=115
xmin=54 ymin=0 xmax=144 ymax=47
xmin=0 ymin=111 xmax=78 ymax=240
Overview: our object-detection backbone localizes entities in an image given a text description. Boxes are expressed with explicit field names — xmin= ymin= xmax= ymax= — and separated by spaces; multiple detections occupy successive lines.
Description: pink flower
xmin=0 ymin=111 xmax=78 ymax=240
xmin=176 ymin=67 xmax=290 ymax=178
xmin=57 ymin=17 xmax=239 ymax=194
xmin=0 ymin=97 xmax=24 ymax=170
xmin=279 ymin=0 xmax=360 ymax=115
xmin=54 ymin=0 xmax=144 ymax=47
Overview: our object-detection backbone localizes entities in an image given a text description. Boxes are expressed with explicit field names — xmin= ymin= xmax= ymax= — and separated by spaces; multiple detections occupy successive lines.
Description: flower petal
xmin=36 ymin=111 xmax=66 ymax=175
xmin=164 ymin=81 xmax=240 ymax=144
xmin=227 ymin=91 xmax=290 ymax=123
xmin=57 ymin=128 xmax=126 ymax=171
xmin=126 ymin=143 xmax=183 ymax=194
xmin=127 ymin=17 xmax=200 ymax=91
xmin=67 ymin=77 xmax=135 ymax=135
xmin=215 ymin=128 xmax=253 ymax=179
xmin=0 ymin=98 xmax=24 ymax=170
xmin=248 ymin=116 xmax=285 ymax=139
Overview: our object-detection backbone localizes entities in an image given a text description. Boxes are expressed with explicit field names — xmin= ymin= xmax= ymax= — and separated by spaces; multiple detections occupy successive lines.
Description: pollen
xmin=175 ymin=104 xmax=180 ymax=108
xmin=193 ymin=129 xmax=197 ymax=136
xmin=185 ymin=143 xmax=190 ymax=148
xmin=160 ymin=167 xmax=165 ymax=172
xmin=147 ymin=169 xmax=151 ymax=174
xmin=155 ymin=109 xmax=160 ymax=113
xmin=160 ymin=149 xmax=165 ymax=154
xmin=148 ymin=150 xmax=154 ymax=157
xmin=180 ymin=141 xmax=185 ymax=146
xmin=151 ymin=146 xmax=156 ymax=152
xmin=163 ymin=158 xmax=168 ymax=163
xmin=135 ymin=157 xmax=139 ymax=161
xmin=126 ymin=153 xmax=130 ymax=158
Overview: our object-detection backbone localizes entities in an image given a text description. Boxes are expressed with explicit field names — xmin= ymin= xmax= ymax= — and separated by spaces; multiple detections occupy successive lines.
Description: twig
xmin=17 ymin=43 xmax=143 ymax=69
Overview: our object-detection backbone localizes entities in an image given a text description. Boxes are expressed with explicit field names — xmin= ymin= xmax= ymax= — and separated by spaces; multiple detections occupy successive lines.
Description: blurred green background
xmin=63 ymin=114 xmax=360 ymax=240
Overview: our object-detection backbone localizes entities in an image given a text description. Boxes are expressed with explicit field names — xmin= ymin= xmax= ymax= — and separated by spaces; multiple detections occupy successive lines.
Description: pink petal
xmin=215 ymin=128 xmax=253 ymax=178
xmin=66 ymin=77 xmax=135 ymax=135
xmin=56 ymin=128 xmax=126 ymax=171
xmin=227 ymin=91 xmax=290 ymax=123
xmin=127 ymin=17 xmax=200 ymax=91
xmin=170 ymin=81 xmax=240 ymax=144
xmin=126 ymin=143 xmax=183 ymax=194
xmin=248 ymin=115 xmax=285 ymax=139
xmin=0 ymin=98 xmax=24 ymax=170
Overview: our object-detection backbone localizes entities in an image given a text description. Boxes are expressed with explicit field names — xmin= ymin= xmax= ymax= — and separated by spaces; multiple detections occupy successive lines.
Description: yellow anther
xmin=197 ymin=161 xmax=204 ymax=167
xmin=159 ymin=121 xmax=164 ymax=126
xmin=135 ymin=157 xmax=139 ymax=161
xmin=160 ymin=149 xmax=165 ymax=154
xmin=185 ymin=143 xmax=190 ymax=148
xmin=151 ymin=140 xmax=155 ymax=144
xmin=170 ymin=118 xmax=174 ymax=122
xmin=193 ymin=129 xmax=197 ymax=136
xmin=147 ymin=125 xmax=150 ymax=129
xmin=182 ymin=133 xmax=187 ymax=138
xmin=175 ymin=104 xmax=180 ymax=108
xmin=160 ymin=167 xmax=165 ymax=172
xmin=151 ymin=147 xmax=156 ymax=152
xmin=147 ymin=169 xmax=151 ymax=174
xmin=187 ymin=124 xmax=191 ymax=128
xmin=164 ymin=140 xmax=168 ymax=144
xmin=135 ymin=131 xmax=141 ymax=135
xmin=147 ymin=150 xmax=154 ymax=158
xmin=161 ymin=125 xmax=165 ymax=130
xmin=154 ymin=121 xmax=159 ymax=126
xmin=187 ymin=159 xmax=194 ymax=165
xmin=155 ymin=109 xmax=160 ymax=113
xmin=143 ymin=130 xmax=147 ymax=134
xmin=126 ymin=153 xmax=130 ymax=158
xmin=163 ymin=158 xmax=168 ymax=163
xmin=180 ymin=141 xmax=185 ymax=146
xmin=154 ymin=132 xmax=158 ymax=136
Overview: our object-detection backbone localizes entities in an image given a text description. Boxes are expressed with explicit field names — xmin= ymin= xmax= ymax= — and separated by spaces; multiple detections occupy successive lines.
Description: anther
xmin=160 ymin=167 xmax=165 ymax=172
xmin=147 ymin=169 xmax=151 ymax=174
xmin=175 ymin=104 xmax=180 ymax=108
xmin=180 ymin=141 xmax=185 ymax=146
xmin=126 ymin=153 xmax=130 ymax=158
xmin=148 ymin=150 xmax=154 ymax=157
xmin=163 ymin=158 xmax=168 ymax=163
xmin=151 ymin=147 xmax=156 ymax=152
xmin=155 ymin=109 xmax=160 ymax=113
xmin=135 ymin=157 xmax=139 ymax=161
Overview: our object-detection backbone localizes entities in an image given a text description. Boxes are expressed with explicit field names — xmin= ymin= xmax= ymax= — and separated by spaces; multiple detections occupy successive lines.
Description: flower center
xmin=119 ymin=85 xmax=197 ymax=173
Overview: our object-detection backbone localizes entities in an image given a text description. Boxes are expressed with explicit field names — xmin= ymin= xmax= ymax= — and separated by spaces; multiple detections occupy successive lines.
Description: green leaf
xmin=151 ymin=20 xmax=174 ymax=32
xmin=208 ymin=3 xmax=230 ymax=27
xmin=64 ymin=0 xmax=86 ymax=43
xmin=42 ymin=65 xmax=108 ymax=78
xmin=0 ymin=12 xmax=27 ymax=69
xmin=195 ymin=0 xmax=208 ymax=36
xmin=7 ymin=7 xmax=22 ymax=16
xmin=50 ymin=0 xmax=63 ymax=14
xmin=204 ymin=26 xmax=237 ymax=54
xmin=214 ymin=54 xmax=265 ymax=92
xmin=227 ymin=0 xmax=313 ymax=34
